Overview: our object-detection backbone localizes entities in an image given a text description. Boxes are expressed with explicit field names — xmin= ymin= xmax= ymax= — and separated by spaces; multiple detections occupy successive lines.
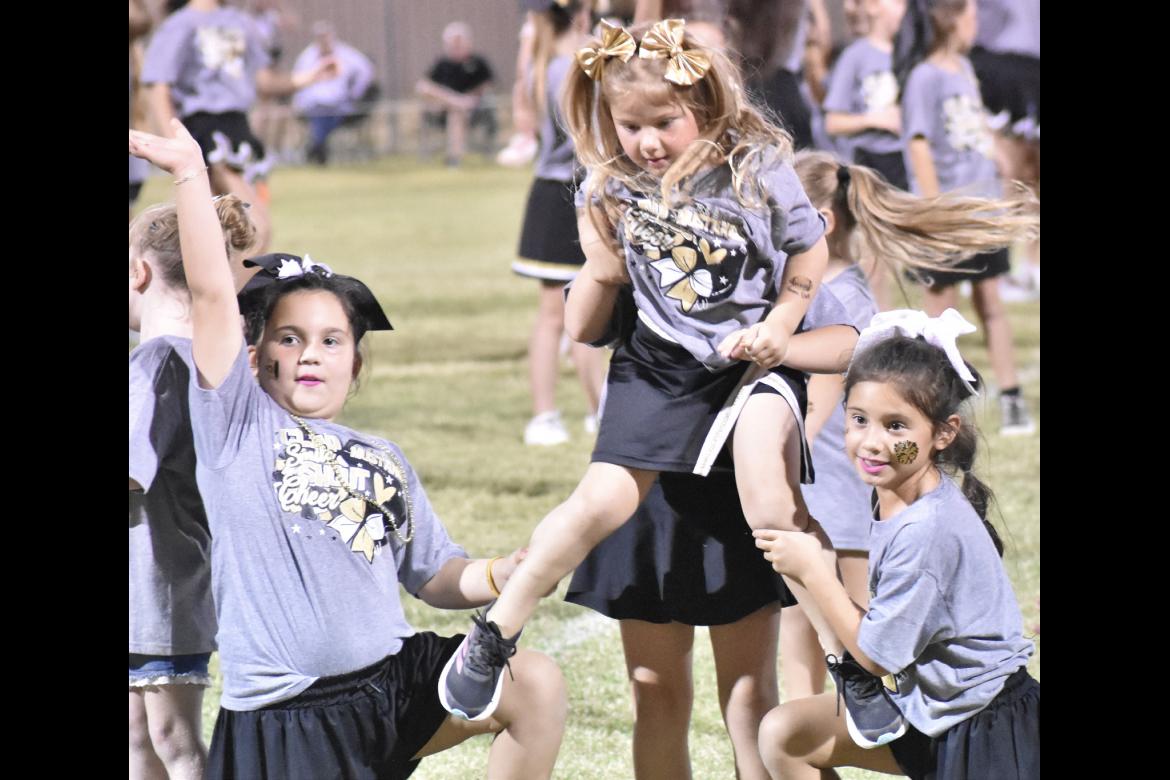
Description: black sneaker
xmin=437 ymin=611 xmax=519 ymax=721
xmin=826 ymin=652 xmax=908 ymax=749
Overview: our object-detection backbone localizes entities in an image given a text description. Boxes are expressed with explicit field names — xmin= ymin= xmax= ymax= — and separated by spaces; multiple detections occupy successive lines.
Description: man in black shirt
xmin=415 ymin=21 xmax=496 ymax=166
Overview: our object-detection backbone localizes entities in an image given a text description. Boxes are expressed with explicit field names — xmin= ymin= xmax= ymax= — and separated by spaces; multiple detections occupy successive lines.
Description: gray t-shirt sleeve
xmin=822 ymin=43 xmax=860 ymax=113
xmin=141 ymin=13 xmax=191 ymax=86
xmin=129 ymin=340 xmax=175 ymax=490
xmin=391 ymin=449 xmax=469 ymax=596
xmin=901 ymin=66 xmax=937 ymax=141
xmin=188 ymin=340 xmax=261 ymax=471
xmin=858 ymin=523 xmax=955 ymax=674
xmin=766 ymin=162 xmax=827 ymax=257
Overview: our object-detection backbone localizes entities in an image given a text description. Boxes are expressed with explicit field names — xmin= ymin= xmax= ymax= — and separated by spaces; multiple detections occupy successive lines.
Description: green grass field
xmin=139 ymin=156 xmax=1039 ymax=779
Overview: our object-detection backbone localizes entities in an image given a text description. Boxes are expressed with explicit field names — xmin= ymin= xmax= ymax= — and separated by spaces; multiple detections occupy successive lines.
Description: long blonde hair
xmin=562 ymin=21 xmax=793 ymax=251
xmin=794 ymin=150 xmax=1039 ymax=279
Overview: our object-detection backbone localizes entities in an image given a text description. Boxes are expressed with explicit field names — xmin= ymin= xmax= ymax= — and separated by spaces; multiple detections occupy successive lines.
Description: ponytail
xmin=794 ymin=151 xmax=1039 ymax=283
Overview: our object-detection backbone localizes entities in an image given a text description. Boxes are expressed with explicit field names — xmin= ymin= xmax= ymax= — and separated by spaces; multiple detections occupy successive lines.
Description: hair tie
xmin=576 ymin=20 xmax=636 ymax=80
xmin=638 ymin=19 xmax=712 ymax=86
xmin=836 ymin=165 xmax=852 ymax=190
xmin=851 ymin=308 xmax=979 ymax=396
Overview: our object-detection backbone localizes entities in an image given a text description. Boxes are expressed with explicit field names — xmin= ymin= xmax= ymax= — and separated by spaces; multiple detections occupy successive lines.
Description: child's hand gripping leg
xmin=439 ymin=462 xmax=657 ymax=721
xmin=732 ymin=393 xmax=846 ymax=657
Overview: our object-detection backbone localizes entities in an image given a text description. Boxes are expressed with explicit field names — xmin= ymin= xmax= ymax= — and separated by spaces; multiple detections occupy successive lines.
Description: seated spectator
xmin=293 ymin=21 xmax=376 ymax=165
xmin=415 ymin=21 xmax=496 ymax=166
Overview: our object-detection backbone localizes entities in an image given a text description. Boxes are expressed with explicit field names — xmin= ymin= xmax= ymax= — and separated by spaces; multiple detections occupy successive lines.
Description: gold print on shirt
xmin=196 ymin=25 xmax=247 ymax=80
xmin=942 ymin=94 xmax=994 ymax=158
xmin=622 ymin=196 xmax=747 ymax=314
xmin=272 ymin=428 xmax=409 ymax=563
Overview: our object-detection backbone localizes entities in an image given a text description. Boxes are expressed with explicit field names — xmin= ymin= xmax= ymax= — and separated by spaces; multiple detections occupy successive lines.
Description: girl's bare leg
xmin=780 ymin=552 xmax=870 ymax=700
xmin=732 ymin=394 xmax=843 ymax=656
xmin=530 ymin=283 xmax=568 ymax=416
xmin=487 ymin=463 xmax=658 ymax=636
xmin=758 ymin=693 xmax=904 ymax=780
xmin=415 ymin=648 xmax=567 ymax=779
xmin=709 ymin=604 xmax=782 ymax=780
xmin=922 ymin=283 xmax=959 ymax=318
xmin=141 ymin=685 xmax=208 ymax=780
xmin=971 ymin=277 xmax=1020 ymax=390
xmin=620 ymin=620 xmax=696 ymax=780
xmin=128 ymin=690 xmax=167 ymax=780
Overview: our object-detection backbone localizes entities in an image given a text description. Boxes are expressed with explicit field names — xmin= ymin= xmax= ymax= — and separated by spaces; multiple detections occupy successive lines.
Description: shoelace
xmin=826 ymin=653 xmax=883 ymax=717
xmin=826 ymin=654 xmax=846 ymax=717
xmin=469 ymin=612 xmax=518 ymax=681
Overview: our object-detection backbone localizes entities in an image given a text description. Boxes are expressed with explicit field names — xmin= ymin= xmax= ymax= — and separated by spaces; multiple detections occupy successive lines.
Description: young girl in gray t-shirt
xmin=129 ymin=119 xmax=568 ymax=780
xmin=756 ymin=315 xmax=1039 ymax=780
xmin=895 ymin=0 xmax=1037 ymax=437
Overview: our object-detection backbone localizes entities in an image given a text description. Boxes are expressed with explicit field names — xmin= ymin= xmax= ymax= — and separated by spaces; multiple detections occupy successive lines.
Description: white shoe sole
xmin=844 ymin=709 xmax=909 ymax=749
xmin=436 ymin=638 xmax=507 ymax=722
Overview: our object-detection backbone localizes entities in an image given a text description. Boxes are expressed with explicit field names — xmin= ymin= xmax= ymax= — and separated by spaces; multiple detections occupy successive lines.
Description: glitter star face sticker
xmin=893 ymin=441 xmax=919 ymax=465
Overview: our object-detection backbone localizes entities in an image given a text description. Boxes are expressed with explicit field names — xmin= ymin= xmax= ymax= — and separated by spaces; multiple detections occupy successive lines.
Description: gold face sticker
xmin=893 ymin=441 xmax=919 ymax=465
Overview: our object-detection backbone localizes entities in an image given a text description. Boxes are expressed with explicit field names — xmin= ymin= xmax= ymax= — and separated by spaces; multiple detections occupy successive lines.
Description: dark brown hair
xmin=845 ymin=335 xmax=1003 ymax=555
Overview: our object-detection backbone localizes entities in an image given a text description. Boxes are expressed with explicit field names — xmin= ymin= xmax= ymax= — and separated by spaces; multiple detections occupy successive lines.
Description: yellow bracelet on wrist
xmin=485 ymin=556 xmax=503 ymax=598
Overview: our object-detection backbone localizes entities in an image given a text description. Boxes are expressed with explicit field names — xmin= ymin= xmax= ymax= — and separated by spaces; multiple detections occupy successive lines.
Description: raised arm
xmin=128 ymin=120 xmax=242 ymax=388
xmin=564 ymin=206 xmax=628 ymax=344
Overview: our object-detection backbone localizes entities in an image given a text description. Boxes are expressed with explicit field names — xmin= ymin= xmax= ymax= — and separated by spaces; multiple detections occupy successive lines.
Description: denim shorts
xmin=128 ymin=652 xmax=213 ymax=688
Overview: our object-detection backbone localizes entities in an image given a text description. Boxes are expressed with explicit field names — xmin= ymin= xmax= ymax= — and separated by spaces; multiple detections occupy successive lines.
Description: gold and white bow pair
xmin=576 ymin=18 xmax=711 ymax=86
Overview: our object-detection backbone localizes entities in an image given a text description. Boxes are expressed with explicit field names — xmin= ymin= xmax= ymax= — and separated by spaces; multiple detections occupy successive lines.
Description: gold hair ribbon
xmin=576 ymin=20 xmax=637 ymax=80
xmin=638 ymin=18 xmax=711 ymax=86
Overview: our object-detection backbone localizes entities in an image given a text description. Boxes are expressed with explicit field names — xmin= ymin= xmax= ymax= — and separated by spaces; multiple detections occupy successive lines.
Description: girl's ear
xmin=129 ymin=256 xmax=152 ymax=293
xmin=934 ymin=414 xmax=962 ymax=450
xmin=247 ymin=345 xmax=260 ymax=379
xmin=351 ymin=352 xmax=363 ymax=380
xmin=819 ymin=208 xmax=837 ymax=237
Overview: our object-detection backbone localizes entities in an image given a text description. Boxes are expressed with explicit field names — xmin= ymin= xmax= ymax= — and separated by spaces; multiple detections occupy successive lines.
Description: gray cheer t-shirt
xmin=534 ymin=54 xmax=578 ymax=183
xmin=188 ymin=343 xmax=467 ymax=710
xmin=858 ymin=476 xmax=1034 ymax=737
xmin=901 ymin=60 xmax=1000 ymax=199
xmin=580 ymin=157 xmax=828 ymax=371
xmin=799 ymin=266 xmax=876 ymax=551
xmin=823 ymin=38 xmax=902 ymax=157
xmin=129 ymin=335 xmax=217 ymax=656
xmin=142 ymin=5 xmax=271 ymax=117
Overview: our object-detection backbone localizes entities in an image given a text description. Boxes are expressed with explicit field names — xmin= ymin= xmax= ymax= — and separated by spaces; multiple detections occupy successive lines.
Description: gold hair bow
xmin=576 ymin=20 xmax=637 ymax=80
xmin=638 ymin=18 xmax=711 ymax=86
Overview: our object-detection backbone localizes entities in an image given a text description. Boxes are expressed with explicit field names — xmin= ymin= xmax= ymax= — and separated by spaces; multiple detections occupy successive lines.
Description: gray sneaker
xmin=437 ymin=611 xmax=519 ymax=721
xmin=826 ymin=653 xmax=908 ymax=749
xmin=999 ymin=394 xmax=1036 ymax=436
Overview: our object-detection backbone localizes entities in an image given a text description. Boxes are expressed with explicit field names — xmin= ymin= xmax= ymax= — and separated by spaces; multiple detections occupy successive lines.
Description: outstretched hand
xmin=128 ymin=118 xmax=205 ymax=179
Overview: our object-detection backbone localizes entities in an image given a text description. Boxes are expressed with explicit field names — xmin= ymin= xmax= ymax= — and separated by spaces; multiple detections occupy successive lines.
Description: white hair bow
xmin=275 ymin=253 xmax=334 ymax=279
xmin=852 ymin=308 xmax=980 ymax=396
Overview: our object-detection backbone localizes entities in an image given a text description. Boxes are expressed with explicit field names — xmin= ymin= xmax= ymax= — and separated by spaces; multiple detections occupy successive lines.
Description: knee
xmin=128 ymin=699 xmax=153 ymax=752
xmin=502 ymin=650 xmax=567 ymax=730
xmin=757 ymin=706 xmax=802 ymax=770
xmin=629 ymin=667 xmax=692 ymax=725
xmin=147 ymin=711 xmax=201 ymax=762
